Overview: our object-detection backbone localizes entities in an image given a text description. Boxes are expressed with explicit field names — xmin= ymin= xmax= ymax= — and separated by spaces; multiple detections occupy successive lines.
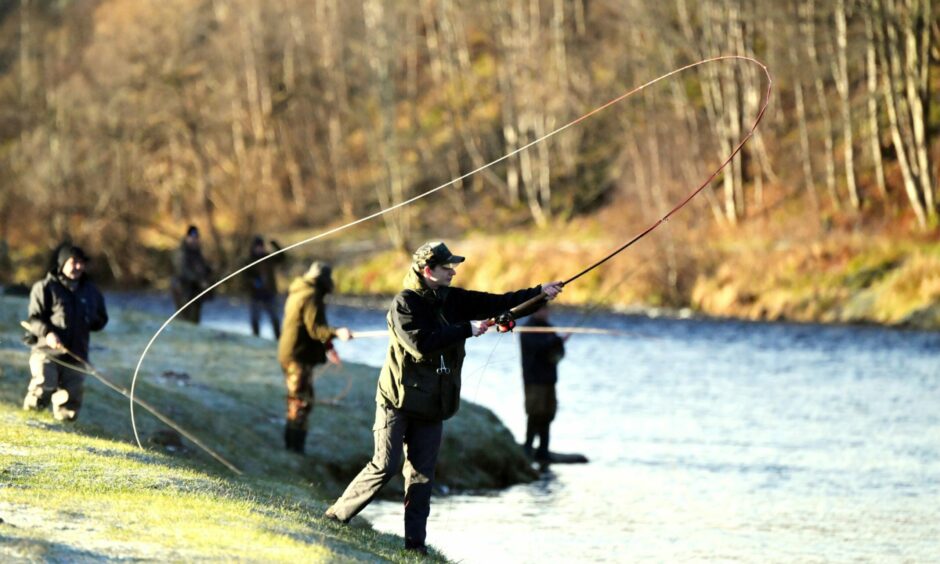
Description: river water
xmin=107 ymin=292 xmax=940 ymax=562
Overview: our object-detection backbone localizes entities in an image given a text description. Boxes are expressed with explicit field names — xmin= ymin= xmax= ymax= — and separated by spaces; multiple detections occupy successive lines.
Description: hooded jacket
xmin=376 ymin=268 xmax=542 ymax=421
xmin=277 ymin=275 xmax=336 ymax=365
xmin=27 ymin=272 xmax=108 ymax=361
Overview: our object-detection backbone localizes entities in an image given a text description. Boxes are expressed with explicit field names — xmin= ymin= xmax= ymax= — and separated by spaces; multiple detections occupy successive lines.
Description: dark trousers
xmin=525 ymin=416 xmax=552 ymax=457
xmin=172 ymin=286 xmax=203 ymax=323
xmin=330 ymin=404 xmax=443 ymax=547
xmin=524 ymin=384 xmax=557 ymax=457
xmin=249 ymin=296 xmax=280 ymax=338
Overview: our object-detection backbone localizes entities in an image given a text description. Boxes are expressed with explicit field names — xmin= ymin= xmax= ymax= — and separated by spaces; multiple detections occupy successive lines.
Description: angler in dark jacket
xmin=245 ymin=235 xmax=284 ymax=338
xmin=519 ymin=303 xmax=566 ymax=461
xmin=325 ymin=241 xmax=563 ymax=554
xmin=170 ymin=225 xmax=212 ymax=323
xmin=23 ymin=244 xmax=108 ymax=421
xmin=277 ymin=261 xmax=351 ymax=453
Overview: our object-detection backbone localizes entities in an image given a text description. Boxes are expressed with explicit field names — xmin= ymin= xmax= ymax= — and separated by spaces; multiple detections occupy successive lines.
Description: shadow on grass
xmin=0 ymin=532 xmax=110 ymax=563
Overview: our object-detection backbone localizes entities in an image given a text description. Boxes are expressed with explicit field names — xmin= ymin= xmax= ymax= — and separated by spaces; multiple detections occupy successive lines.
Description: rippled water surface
xmin=110 ymin=292 xmax=940 ymax=562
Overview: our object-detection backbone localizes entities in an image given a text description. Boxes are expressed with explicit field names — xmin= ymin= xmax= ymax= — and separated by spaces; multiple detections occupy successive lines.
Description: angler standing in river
xmin=519 ymin=302 xmax=566 ymax=462
xmin=22 ymin=243 xmax=108 ymax=421
xmin=278 ymin=261 xmax=351 ymax=454
xmin=324 ymin=241 xmax=563 ymax=555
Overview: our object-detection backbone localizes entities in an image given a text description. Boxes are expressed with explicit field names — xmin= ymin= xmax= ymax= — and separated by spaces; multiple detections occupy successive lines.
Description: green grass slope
xmin=0 ymin=295 xmax=535 ymax=561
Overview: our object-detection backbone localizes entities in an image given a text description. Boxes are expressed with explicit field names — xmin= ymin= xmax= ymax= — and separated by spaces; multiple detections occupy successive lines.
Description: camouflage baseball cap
xmin=412 ymin=241 xmax=465 ymax=269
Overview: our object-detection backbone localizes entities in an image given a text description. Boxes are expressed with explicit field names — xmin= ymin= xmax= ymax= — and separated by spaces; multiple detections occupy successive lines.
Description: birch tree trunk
xmin=678 ymin=0 xmax=738 ymax=224
xmin=803 ymin=0 xmax=840 ymax=211
xmin=833 ymin=0 xmax=861 ymax=210
xmin=864 ymin=4 xmax=889 ymax=203
xmin=876 ymin=0 xmax=932 ymax=228
xmin=320 ymin=0 xmax=356 ymax=220
xmin=364 ymin=0 xmax=410 ymax=251
xmin=789 ymin=35 xmax=820 ymax=212
xmin=901 ymin=0 xmax=934 ymax=221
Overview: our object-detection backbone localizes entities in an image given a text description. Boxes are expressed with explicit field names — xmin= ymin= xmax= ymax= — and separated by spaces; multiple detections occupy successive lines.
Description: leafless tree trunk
xmin=364 ymin=0 xmax=411 ymax=251
xmin=803 ymin=0 xmax=840 ymax=211
xmin=876 ymin=0 xmax=934 ymax=227
xmin=678 ymin=0 xmax=762 ymax=223
xmin=789 ymin=38 xmax=820 ymax=213
xmin=864 ymin=4 xmax=889 ymax=203
xmin=319 ymin=0 xmax=358 ymax=221
xmin=833 ymin=0 xmax=861 ymax=209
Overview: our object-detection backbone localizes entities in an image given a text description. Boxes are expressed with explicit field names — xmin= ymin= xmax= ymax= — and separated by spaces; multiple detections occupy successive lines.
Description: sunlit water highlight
xmin=111 ymin=293 xmax=940 ymax=562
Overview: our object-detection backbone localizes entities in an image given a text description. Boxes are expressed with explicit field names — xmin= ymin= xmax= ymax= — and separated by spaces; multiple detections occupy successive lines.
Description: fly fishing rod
xmin=351 ymin=327 xmax=632 ymax=338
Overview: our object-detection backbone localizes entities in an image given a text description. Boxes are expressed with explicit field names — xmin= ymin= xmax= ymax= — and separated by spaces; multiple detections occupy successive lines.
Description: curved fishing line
xmin=130 ymin=55 xmax=770 ymax=453
xmin=467 ymin=331 xmax=508 ymax=457
xmin=24 ymin=342 xmax=242 ymax=474
xmin=563 ymin=62 xmax=772 ymax=285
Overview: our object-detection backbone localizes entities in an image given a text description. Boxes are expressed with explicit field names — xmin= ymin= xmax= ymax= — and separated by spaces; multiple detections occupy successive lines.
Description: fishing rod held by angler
xmin=492 ymin=57 xmax=773 ymax=328
xmin=353 ymin=326 xmax=634 ymax=338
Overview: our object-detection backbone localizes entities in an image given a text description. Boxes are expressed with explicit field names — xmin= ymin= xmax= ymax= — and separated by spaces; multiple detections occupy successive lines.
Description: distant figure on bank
xmin=171 ymin=225 xmax=212 ymax=323
xmin=23 ymin=243 xmax=108 ymax=421
xmin=519 ymin=303 xmax=566 ymax=461
xmin=277 ymin=261 xmax=352 ymax=454
xmin=0 ymin=239 xmax=11 ymax=285
xmin=324 ymin=241 xmax=563 ymax=555
xmin=245 ymin=235 xmax=284 ymax=339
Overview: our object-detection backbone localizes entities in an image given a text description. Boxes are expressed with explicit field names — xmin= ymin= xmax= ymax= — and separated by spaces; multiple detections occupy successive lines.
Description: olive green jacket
xmin=277 ymin=276 xmax=336 ymax=366
xmin=377 ymin=268 xmax=542 ymax=421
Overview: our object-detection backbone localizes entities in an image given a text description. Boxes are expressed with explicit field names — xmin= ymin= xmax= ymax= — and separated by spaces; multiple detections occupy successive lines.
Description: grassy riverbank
xmin=0 ymin=295 xmax=534 ymax=561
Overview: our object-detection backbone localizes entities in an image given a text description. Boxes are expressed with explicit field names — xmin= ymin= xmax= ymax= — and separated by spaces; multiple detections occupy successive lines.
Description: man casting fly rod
xmin=325 ymin=241 xmax=563 ymax=555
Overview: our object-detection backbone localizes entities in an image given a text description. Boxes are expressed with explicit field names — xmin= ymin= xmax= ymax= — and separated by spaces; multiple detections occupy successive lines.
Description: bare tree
xmin=363 ymin=0 xmax=412 ymax=251
xmin=863 ymin=3 xmax=889 ymax=203
xmin=832 ymin=0 xmax=861 ymax=209
xmin=803 ymin=0 xmax=840 ymax=211
xmin=876 ymin=0 xmax=934 ymax=227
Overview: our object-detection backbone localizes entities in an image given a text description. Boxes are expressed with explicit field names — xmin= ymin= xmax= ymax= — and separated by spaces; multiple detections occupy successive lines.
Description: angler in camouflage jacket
xmin=277 ymin=261 xmax=350 ymax=453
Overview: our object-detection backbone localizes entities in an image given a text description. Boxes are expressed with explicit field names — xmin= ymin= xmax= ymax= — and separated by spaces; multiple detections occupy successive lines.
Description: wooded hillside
xmin=0 ymin=0 xmax=936 ymax=286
